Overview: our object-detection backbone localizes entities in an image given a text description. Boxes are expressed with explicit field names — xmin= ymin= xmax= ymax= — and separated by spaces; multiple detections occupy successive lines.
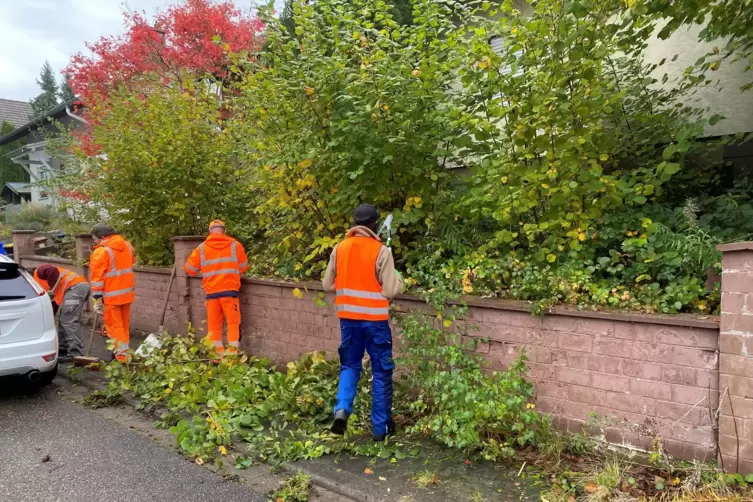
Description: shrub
xmin=5 ymin=203 xmax=67 ymax=232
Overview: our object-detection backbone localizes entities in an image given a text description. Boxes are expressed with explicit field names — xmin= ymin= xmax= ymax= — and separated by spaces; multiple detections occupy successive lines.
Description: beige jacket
xmin=322 ymin=226 xmax=404 ymax=300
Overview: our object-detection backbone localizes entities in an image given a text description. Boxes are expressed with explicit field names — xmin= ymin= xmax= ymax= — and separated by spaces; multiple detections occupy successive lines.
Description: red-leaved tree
xmin=65 ymin=0 xmax=264 ymax=106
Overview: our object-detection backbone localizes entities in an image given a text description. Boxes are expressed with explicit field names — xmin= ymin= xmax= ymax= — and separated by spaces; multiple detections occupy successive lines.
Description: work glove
xmin=92 ymin=299 xmax=104 ymax=315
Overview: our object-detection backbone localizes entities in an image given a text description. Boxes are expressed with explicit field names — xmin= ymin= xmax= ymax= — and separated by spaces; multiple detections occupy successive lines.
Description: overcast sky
xmin=0 ymin=0 xmax=276 ymax=102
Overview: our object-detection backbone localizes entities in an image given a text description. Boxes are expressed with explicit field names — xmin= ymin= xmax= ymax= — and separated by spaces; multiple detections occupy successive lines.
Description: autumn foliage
xmin=65 ymin=0 xmax=264 ymax=106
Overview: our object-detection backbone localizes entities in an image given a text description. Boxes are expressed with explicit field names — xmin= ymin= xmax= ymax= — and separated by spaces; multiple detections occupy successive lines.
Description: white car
xmin=0 ymin=255 xmax=58 ymax=385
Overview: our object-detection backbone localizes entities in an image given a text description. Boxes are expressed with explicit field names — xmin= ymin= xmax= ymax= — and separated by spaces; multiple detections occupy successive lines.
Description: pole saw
xmin=378 ymin=213 xmax=393 ymax=248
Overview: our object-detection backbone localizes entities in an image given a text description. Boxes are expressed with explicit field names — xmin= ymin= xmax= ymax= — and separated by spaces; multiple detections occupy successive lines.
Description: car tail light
xmin=42 ymin=353 xmax=57 ymax=362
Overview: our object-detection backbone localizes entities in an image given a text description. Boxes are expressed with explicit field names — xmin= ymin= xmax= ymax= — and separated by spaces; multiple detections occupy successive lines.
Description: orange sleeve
xmin=236 ymin=241 xmax=249 ymax=274
xmin=185 ymin=245 xmax=201 ymax=276
xmin=89 ymin=248 xmax=108 ymax=298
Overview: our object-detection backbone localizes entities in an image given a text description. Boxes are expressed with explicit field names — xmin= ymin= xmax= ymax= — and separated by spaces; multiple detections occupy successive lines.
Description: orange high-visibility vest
xmin=334 ymin=236 xmax=389 ymax=321
xmin=33 ymin=267 xmax=87 ymax=305
xmin=90 ymin=235 xmax=136 ymax=305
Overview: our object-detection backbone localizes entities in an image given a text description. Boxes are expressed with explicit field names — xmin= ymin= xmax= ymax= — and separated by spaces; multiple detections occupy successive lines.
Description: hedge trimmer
xmin=378 ymin=213 xmax=393 ymax=248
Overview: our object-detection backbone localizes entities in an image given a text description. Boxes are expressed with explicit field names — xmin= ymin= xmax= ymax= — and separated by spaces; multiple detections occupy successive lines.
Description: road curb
xmin=280 ymin=463 xmax=372 ymax=502
xmin=57 ymin=365 xmax=365 ymax=501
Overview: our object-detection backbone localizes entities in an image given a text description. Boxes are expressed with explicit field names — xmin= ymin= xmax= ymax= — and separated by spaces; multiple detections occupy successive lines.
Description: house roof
xmin=3 ymin=182 xmax=31 ymax=195
xmin=0 ymin=98 xmax=84 ymax=148
xmin=0 ymin=99 xmax=33 ymax=128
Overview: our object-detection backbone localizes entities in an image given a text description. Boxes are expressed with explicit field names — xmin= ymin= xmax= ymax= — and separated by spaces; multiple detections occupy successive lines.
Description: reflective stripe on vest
xmin=103 ymin=287 xmax=136 ymax=298
xmin=199 ymin=242 xmax=237 ymax=268
xmin=335 ymin=304 xmax=389 ymax=316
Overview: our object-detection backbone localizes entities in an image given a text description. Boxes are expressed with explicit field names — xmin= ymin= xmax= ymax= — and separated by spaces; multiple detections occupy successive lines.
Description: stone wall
xmin=717 ymin=242 xmax=753 ymax=474
xmin=19 ymin=231 xmax=753 ymax=471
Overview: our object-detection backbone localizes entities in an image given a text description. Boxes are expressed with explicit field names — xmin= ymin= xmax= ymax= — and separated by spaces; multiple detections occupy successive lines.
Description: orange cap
xmin=209 ymin=219 xmax=225 ymax=231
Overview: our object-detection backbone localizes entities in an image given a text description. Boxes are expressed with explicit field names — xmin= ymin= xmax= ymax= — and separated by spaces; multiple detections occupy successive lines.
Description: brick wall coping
xmin=134 ymin=266 xmax=173 ymax=275
xmin=20 ymin=254 xmax=75 ymax=266
xmin=172 ymin=235 xmax=206 ymax=242
xmin=19 ymin=254 xmax=719 ymax=330
xmin=717 ymin=241 xmax=753 ymax=252
xmin=238 ymin=276 xmax=720 ymax=330
xmin=12 ymin=230 xmax=36 ymax=235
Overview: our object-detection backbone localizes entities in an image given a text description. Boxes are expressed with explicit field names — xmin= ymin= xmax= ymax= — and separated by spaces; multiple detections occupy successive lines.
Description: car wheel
xmin=40 ymin=362 xmax=58 ymax=385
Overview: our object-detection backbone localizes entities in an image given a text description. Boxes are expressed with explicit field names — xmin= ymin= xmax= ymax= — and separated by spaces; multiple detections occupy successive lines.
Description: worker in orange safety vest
xmin=89 ymin=224 xmax=136 ymax=362
xmin=33 ymin=264 xmax=90 ymax=361
xmin=322 ymin=204 xmax=404 ymax=441
xmin=184 ymin=220 xmax=249 ymax=356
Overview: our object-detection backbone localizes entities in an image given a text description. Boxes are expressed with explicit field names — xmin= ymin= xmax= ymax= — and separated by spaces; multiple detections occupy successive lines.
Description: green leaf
xmin=662 ymin=145 xmax=677 ymax=160
xmin=709 ymin=114 xmax=723 ymax=126
xmin=663 ymin=163 xmax=681 ymax=176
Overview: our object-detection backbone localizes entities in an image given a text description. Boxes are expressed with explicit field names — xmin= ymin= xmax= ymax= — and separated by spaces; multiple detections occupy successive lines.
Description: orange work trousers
xmin=104 ymin=303 xmax=131 ymax=362
xmin=206 ymin=297 xmax=241 ymax=355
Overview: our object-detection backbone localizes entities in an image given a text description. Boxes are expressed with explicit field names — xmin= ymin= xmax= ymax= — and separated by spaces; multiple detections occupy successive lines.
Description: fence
xmin=13 ymin=230 xmax=753 ymax=473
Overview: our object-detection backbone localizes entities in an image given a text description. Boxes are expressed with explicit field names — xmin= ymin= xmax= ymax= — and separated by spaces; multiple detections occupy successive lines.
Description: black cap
xmin=91 ymin=223 xmax=116 ymax=238
xmin=354 ymin=204 xmax=379 ymax=227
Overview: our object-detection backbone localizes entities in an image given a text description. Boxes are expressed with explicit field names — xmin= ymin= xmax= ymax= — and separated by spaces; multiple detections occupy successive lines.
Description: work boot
xmin=372 ymin=419 xmax=396 ymax=442
xmin=330 ymin=409 xmax=349 ymax=435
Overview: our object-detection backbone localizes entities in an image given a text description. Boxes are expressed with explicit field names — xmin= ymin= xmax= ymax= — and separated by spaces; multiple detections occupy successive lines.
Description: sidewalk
xmin=62 ymin=330 xmax=543 ymax=502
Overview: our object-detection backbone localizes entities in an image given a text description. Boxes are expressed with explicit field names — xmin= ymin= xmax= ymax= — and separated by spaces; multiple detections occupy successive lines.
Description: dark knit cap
xmin=354 ymin=204 xmax=379 ymax=227
xmin=91 ymin=223 xmax=116 ymax=238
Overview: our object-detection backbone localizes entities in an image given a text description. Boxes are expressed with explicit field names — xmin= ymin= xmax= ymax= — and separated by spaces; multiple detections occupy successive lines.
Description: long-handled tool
xmin=136 ymin=265 xmax=176 ymax=356
xmin=378 ymin=213 xmax=393 ymax=248
xmin=73 ymin=312 xmax=101 ymax=366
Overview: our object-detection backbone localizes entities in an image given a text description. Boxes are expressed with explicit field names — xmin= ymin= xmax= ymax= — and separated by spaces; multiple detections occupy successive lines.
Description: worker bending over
xmin=323 ymin=204 xmax=404 ymax=441
xmin=33 ymin=264 xmax=90 ymax=361
xmin=185 ymin=220 xmax=249 ymax=356
xmin=89 ymin=224 xmax=136 ymax=362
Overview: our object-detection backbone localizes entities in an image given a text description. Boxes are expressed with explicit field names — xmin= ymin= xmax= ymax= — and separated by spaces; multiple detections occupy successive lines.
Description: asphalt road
xmin=0 ymin=378 xmax=265 ymax=502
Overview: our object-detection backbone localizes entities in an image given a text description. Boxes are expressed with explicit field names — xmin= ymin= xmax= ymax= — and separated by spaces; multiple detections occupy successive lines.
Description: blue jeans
xmin=334 ymin=319 xmax=394 ymax=436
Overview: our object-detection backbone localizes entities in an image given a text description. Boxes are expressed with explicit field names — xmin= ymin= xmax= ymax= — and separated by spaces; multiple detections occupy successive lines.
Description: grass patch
xmin=412 ymin=470 xmax=441 ymax=489
xmin=269 ymin=471 xmax=311 ymax=502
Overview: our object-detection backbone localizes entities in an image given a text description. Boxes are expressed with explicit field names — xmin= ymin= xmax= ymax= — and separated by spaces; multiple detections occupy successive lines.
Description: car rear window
xmin=0 ymin=265 xmax=37 ymax=301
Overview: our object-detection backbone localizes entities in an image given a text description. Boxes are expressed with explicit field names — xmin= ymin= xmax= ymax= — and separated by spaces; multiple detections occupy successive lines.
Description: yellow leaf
xmin=578 ymin=232 xmax=586 ymax=241
xmin=584 ymin=482 xmax=598 ymax=494
xmin=364 ymin=468 xmax=374 ymax=475
xmin=526 ymin=403 xmax=536 ymax=409
xmin=379 ymin=476 xmax=387 ymax=481
xmin=219 ymin=446 xmax=227 ymax=456
xmin=195 ymin=457 xmax=204 ymax=465
xmin=547 ymin=254 xmax=556 ymax=263
xmin=443 ymin=320 xmax=452 ymax=328
xmin=292 ymin=288 xmax=303 ymax=299
xmin=600 ymin=154 xmax=609 ymax=162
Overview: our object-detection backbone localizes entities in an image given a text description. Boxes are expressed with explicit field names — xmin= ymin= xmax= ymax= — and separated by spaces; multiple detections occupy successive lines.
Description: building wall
xmin=644 ymin=23 xmax=753 ymax=138
xmin=26 ymin=149 xmax=55 ymax=207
